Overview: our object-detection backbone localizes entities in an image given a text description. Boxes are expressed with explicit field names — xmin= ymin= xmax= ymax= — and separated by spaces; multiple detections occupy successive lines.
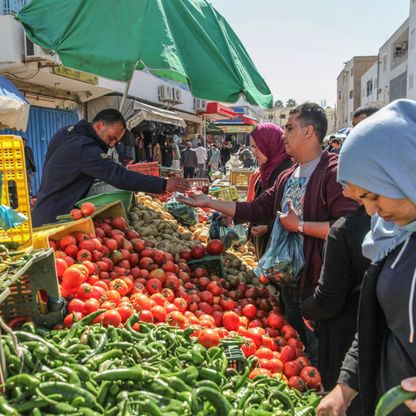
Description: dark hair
xmin=197 ymin=142 xmax=202 ymax=146
xmin=353 ymin=105 xmax=380 ymax=119
xmin=331 ymin=137 xmax=342 ymax=144
xmin=289 ymin=102 xmax=328 ymax=143
xmin=92 ymin=109 xmax=126 ymax=129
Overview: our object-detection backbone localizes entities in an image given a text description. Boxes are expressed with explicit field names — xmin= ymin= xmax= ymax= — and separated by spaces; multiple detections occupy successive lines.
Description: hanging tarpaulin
xmin=126 ymin=102 xmax=186 ymax=130
xmin=16 ymin=0 xmax=273 ymax=108
xmin=0 ymin=77 xmax=30 ymax=131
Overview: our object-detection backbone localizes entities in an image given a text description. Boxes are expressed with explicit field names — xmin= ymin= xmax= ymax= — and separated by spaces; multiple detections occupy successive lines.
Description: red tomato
xmin=206 ymin=239 xmax=224 ymax=255
xmin=101 ymin=310 xmax=122 ymax=327
xmin=198 ymin=329 xmax=220 ymax=348
xmin=131 ymin=293 xmax=152 ymax=311
xmin=63 ymin=312 xmax=83 ymax=327
xmin=190 ymin=244 xmax=205 ymax=259
xmin=76 ymin=283 xmax=93 ymax=300
xmin=296 ymin=356 xmax=310 ymax=369
xmin=173 ymin=297 xmax=187 ymax=313
xmin=109 ymin=278 xmax=129 ymax=297
xmin=241 ymin=338 xmax=257 ymax=357
xmin=222 ymin=311 xmax=240 ymax=331
xmin=76 ymin=249 xmax=92 ymax=263
xmin=82 ymin=260 xmax=95 ymax=275
xmin=165 ymin=274 xmax=180 ymax=291
xmin=246 ymin=327 xmax=264 ymax=348
xmin=90 ymin=285 xmax=106 ymax=300
xmin=139 ymin=309 xmax=154 ymax=323
xmin=55 ymin=258 xmax=68 ymax=278
xmin=166 ymin=311 xmax=187 ymax=329
xmin=84 ymin=298 xmax=100 ymax=314
xmin=284 ymin=360 xmax=301 ymax=378
xmin=94 ymin=281 xmax=108 ymax=291
xmin=68 ymin=298 xmax=85 ymax=314
xmin=249 ymin=368 xmax=271 ymax=380
xmin=255 ymin=347 xmax=274 ymax=360
xmin=207 ymin=281 xmax=222 ymax=296
xmin=279 ymin=345 xmax=297 ymax=363
xmin=59 ymin=235 xmax=76 ymax=250
xmin=150 ymin=293 xmax=166 ymax=306
xmin=280 ymin=324 xmax=297 ymax=340
xmin=267 ymin=312 xmax=285 ymax=330
xmin=267 ymin=358 xmax=284 ymax=373
xmin=104 ymin=290 xmax=121 ymax=306
xmin=288 ymin=376 xmax=306 ymax=392
xmin=117 ymin=305 xmax=133 ymax=323
xmin=161 ymin=288 xmax=174 ymax=303
xmin=146 ymin=278 xmax=162 ymax=295
xmin=151 ymin=305 xmax=167 ymax=322
xmin=242 ymin=304 xmax=257 ymax=319
xmin=80 ymin=202 xmax=95 ymax=216
xmin=62 ymin=266 xmax=85 ymax=290
xmin=220 ymin=298 xmax=235 ymax=311
xmin=299 ymin=366 xmax=322 ymax=390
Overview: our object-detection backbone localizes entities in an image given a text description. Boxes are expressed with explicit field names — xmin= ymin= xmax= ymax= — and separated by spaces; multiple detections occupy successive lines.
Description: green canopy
xmin=17 ymin=0 xmax=273 ymax=108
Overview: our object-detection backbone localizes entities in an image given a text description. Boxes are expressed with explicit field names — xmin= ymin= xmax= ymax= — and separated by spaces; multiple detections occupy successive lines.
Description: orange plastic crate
xmin=127 ymin=162 xmax=159 ymax=176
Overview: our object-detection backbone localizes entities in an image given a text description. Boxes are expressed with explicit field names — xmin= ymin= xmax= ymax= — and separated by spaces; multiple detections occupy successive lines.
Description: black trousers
xmin=183 ymin=167 xmax=195 ymax=178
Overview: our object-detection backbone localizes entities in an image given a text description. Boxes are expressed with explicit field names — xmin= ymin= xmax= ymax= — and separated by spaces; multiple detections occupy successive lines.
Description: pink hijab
xmin=251 ymin=122 xmax=289 ymax=189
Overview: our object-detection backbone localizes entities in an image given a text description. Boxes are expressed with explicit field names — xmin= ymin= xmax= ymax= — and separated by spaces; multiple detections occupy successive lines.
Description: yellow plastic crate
xmin=210 ymin=186 xmax=239 ymax=201
xmin=0 ymin=135 xmax=32 ymax=249
xmin=33 ymin=217 xmax=95 ymax=249
xmin=92 ymin=200 xmax=128 ymax=224
xmin=229 ymin=169 xmax=253 ymax=187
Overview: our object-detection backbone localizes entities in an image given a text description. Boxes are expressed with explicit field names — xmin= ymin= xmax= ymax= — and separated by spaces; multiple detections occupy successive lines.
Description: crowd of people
xmin=178 ymin=99 xmax=416 ymax=416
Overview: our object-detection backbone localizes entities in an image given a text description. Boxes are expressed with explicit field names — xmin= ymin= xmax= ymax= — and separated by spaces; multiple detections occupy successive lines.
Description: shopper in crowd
xmin=302 ymin=104 xmax=378 ymax=415
xmin=179 ymin=103 xmax=358 ymax=361
xmin=246 ymin=123 xmax=292 ymax=259
xmin=316 ymin=99 xmax=416 ymax=416
xmin=22 ymin=137 xmax=36 ymax=197
xmin=181 ymin=141 xmax=198 ymax=178
xmin=161 ymin=140 xmax=173 ymax=167
xmin=170 ymin=137 xmax=181 ymax=170
xmin=352 ymin=104 xmax=380 ymax=127
xmin=135 ymin=132 xmax=146 ymax=162
xmin=328 ymin=137 xmax=342 ymax=154
xmin=220 ymin=141 xmax=231 ymax=173
xmin=208 ymin=143 xmax=220 ymax=173
xmin=32 ymin=109 xmax=189 ymax=227
xmin=195 ymin=142 xmax=208 ymax=177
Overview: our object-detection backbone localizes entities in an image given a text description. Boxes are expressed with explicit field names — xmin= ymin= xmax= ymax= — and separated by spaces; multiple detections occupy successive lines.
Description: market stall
xmin=0 ymin=135 xmax=327 ymax=414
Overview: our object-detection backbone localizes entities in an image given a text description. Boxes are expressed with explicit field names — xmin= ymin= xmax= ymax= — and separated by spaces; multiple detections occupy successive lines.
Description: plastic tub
xmin=76 ymin=191 xmax=133 ymax=213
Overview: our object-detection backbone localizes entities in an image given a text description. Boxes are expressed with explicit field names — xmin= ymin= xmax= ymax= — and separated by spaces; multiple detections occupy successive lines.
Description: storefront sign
xmin=53 ymin=66 xmax=98 ymax=85
xmin=217 ymin=125 xmax=254 ymax=133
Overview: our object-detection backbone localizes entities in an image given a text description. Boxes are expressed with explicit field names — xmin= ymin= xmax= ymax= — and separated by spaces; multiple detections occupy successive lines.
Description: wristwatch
xmin=297 ymin=220 xmax=304 ymax=234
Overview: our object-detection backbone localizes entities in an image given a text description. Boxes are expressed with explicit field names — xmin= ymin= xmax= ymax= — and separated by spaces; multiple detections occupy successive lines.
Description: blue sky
xmin=209 ymin=0 xmax=410 ymax=107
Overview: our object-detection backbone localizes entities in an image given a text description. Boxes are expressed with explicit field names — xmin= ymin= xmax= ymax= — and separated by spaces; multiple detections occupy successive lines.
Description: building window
xmin=411 ymin=29 xmax=416 ymax=50
xmin=349 ymin=90 xmax=353 ymax=99
xmin=366 ymin=80 xmax=373 ymax=97
xmin=345 ymin=70 xmax=349 ymax=77
xmin=383 ymin=55 xmax=387 ymax=71
xmin=390 ymin=70 xmax=407 ymax=101
xmin=338 ymin=90 xmax=341 ymax=99
xmin=268 ymin=114 xmax=273 ymax=120
xmin=350 ymin=68 xmax=354 ymax=77
xmin=410 ymin=73 xmax=414 ymax=90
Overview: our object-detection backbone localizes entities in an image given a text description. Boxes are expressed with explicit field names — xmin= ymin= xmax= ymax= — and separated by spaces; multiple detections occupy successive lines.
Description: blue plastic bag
xmin=0 ymin=174 xmax=27 ymax=230
xmin=255 ymin=214 xmax=304 ymax=287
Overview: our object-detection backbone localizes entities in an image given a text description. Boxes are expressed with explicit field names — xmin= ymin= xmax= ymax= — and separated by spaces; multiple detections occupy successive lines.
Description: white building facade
xmin=408 ymin=0 xmax=416 ymax=99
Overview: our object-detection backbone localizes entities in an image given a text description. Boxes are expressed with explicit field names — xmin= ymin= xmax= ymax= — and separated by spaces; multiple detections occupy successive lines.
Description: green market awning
xmin=17 ymin=0 xmax=273 ymax=108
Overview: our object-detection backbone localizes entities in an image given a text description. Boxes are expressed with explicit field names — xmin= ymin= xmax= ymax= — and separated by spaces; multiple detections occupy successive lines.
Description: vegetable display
xmin=1 ymin=318 xmax=321 ymax=415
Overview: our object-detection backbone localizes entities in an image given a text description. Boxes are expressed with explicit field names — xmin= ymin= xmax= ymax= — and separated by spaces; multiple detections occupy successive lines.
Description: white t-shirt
xmin=195 ymin=146 xmax=208 ymax=164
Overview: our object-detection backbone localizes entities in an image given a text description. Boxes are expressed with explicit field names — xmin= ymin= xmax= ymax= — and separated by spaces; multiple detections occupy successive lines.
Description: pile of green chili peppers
xmin=0 ymin=311 xmax=320 ymax=415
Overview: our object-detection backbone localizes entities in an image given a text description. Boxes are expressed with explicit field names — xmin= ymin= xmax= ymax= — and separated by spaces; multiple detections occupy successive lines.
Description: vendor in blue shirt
xmin=32 ymin=109 xmax=189 ymax=227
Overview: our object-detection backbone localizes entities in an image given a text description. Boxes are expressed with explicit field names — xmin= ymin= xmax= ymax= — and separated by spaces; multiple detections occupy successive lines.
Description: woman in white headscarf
xmin=317 ymin=99 xmax=416 ymax=416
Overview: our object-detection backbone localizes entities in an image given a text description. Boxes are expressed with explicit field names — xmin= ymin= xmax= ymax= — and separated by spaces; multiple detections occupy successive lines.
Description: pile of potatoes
xmin=129 ymin=195 xmax=198 ymax=257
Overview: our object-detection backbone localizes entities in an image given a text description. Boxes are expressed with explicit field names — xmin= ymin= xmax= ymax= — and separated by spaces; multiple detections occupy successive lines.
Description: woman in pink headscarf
xmin=247 ymin=122 xmax=292 ymax=258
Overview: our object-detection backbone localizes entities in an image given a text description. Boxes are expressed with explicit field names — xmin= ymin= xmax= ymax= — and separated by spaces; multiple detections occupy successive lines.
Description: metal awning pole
xmin=119 ymin=61 xmax=139 ymax=114
xmin=203 ymin=116 xmax=207 ymax=147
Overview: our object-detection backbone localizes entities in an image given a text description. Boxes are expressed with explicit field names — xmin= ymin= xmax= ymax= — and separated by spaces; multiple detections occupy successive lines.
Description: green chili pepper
xmin=268 ymin=391 xmax=294 ymax=414
xmin=14 ymin=394 xmax=62 ymax=413
xmin=0 ymin=395 xmax=19 ymax=416
xmin=198 ymin=367 xmax=225 ymax=386
xmin=294 ymin=406 xmax=315 ymax=416
xmin=87 ymin=348 xmax=123 ymax=369
xmin=95 ymin=366 xmax=146 ymax=382
xmin=192 ymin=386 xmax=233 ymax=415
xmin=5 ymin=373 xmax=40 ymax=393
xmin=375 ymin=384 xmax=416 ymax=416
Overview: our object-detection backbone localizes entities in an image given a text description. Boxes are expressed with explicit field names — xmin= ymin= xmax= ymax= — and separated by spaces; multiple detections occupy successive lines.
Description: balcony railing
xmin=1 ymin=0 xmax=30 ymax=15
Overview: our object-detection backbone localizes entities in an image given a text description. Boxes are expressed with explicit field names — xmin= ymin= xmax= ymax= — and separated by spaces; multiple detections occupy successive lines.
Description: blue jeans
xmin=280 ymin=286 xmax=318 ymax=366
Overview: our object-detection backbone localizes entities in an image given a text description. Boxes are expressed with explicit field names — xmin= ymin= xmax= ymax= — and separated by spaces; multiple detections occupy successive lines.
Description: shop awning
xmin=200 ymin=102 xmax=237 ymax=120
xmin=174 ymin=110 xmax=202 ymax=124
xmin=0 ymin=76 xmax=30 ymax=131
xmin=126 ymin=101 xmax=186 ymax=130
